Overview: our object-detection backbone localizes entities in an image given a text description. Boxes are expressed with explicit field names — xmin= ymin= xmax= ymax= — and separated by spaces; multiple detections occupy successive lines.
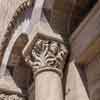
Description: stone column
xmin=23 ymin=33 xmax=68 ymax=100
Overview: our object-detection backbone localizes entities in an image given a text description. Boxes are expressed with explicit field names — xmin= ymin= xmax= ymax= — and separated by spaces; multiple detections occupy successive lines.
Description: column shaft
xmin=35 ymin=71 xmax=63 ymax=100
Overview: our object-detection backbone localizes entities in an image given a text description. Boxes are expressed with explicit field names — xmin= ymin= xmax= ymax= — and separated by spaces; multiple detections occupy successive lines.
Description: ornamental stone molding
xmin=23 ymin=33 xmax=68 ymax=78
xmin=0 ymin=93 xmax=25 ymax=100
xmin=0 ymin=0 xmax=33 ymax=65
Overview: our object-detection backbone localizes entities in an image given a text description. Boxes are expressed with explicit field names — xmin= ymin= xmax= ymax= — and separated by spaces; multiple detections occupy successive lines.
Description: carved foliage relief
xmin=25 ymin=35 xmax=68 ymax=76
xmin=0 ymin=94 xmax=25 ymax=100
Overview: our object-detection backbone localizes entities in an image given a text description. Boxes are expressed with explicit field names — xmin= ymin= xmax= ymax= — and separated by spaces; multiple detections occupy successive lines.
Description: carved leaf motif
xmin=0 ymin=94 xmax=7 ymax=100
xmin=26 ymin=37 xmax=68 ymax=72
xmin=0 ymin=94 xmax=24 ymax=100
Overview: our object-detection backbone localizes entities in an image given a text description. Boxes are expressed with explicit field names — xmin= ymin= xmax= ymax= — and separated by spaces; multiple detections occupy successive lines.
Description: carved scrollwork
xmin=24 ymin=36 xmax=68 ymax=78
xmin=0 ymin=93 xmax=25 ymax=100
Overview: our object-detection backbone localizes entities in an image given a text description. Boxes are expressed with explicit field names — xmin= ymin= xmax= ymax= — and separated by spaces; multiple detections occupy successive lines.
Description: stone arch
xmin=7 ymin=34 xmax=33 ymax=95
xmin=0 ymin=33 xmax=33 ymax=94
xmin=0 ymin=0 xmax=36 ymax=76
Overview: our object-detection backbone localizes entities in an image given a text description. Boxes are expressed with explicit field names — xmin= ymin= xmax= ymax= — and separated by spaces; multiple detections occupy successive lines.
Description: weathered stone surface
xmin=85 ymin=54 xmax=100 ymax=100
xmin=0 ymin=0 xmax=26 ymax=48
xmin=0 ymin=0 xmax=98 ymax=100
xmin=0 ymin=93 xmax=25 ymax=100
xmin=22 ymin=20 xmax=68 ymax=100
xmin=0 ymin=72 xmax=22 ymax=93
xmin=65 ymin=62 xmax=89 ymax=100
xmin=70 ymin=2 xmax=100 ymax=64
xmin=23 ymin=33 xmax=68 ymax=78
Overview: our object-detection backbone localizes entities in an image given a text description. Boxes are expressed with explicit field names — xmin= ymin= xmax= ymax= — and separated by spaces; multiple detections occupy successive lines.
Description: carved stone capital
xmin=23 ymin=33 xmax=68 ymax=78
